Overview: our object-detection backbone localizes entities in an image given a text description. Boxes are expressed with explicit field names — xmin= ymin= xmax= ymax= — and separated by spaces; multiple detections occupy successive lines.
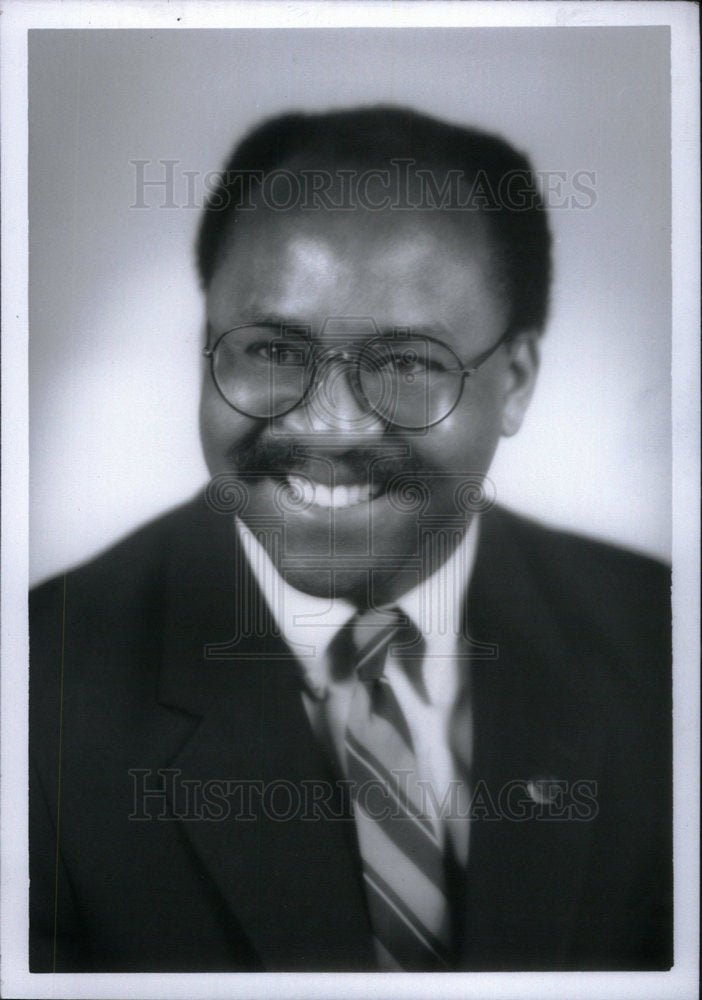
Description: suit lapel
xmin=458 ymin=508 xmax=606 ymax=969
xmin=155 ymin=495 xmax=375 ymax=971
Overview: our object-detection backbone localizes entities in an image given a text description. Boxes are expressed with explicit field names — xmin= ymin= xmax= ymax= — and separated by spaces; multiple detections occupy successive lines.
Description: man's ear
xmin=500 ymin=330 xmax=541 ymax=437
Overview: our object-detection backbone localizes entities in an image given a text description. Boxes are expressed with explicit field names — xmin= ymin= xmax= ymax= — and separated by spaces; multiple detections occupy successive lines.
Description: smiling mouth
xmin=284 ymin=473 xmax=386 ymax=510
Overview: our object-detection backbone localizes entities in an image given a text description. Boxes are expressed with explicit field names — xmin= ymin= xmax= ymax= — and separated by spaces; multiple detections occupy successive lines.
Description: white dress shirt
xmin=235 ymin=517 xmax=479 ymax=864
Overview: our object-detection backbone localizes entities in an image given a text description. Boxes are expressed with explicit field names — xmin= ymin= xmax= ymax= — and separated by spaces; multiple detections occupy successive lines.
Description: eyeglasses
xmin=203 ymin=323 xmax=509 ymax=430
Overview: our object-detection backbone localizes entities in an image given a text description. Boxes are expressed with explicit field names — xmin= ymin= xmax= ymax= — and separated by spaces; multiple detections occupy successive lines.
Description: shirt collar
xmin=235 ymin=516 xmax=479 ymax=700
xmin=395 ymin=519 xmax=479 ymax=645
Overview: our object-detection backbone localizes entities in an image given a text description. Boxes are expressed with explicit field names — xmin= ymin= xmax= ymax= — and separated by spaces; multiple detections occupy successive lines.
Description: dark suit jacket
xmin=29 ymin=493 xmax=672 ymax=972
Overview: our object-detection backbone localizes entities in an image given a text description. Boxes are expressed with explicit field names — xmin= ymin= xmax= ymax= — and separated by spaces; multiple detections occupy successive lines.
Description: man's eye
xmin=384 ymin=352 xmax=435 ymax=376
xmin=247 ymin=342 xmax=306 ymax=366
xmin=246 ymin=342 xmax=279 ymax=362
xmin=246 ymin=341 xmax=276 ymax=361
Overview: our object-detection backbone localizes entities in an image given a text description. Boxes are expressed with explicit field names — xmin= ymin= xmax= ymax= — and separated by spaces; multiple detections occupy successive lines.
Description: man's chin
xmin=235 ymin=477 xmax=425 ymax=603
xmin=279 ymin=562 xmax=418 ymax=607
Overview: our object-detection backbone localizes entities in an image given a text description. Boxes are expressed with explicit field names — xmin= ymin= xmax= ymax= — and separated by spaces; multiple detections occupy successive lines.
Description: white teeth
xmin=347 ymin=485 xmax=362 ymax=505
xmin=285 ymin=476 xmax=379 ymax=509
xmin=314 ymin=484 xmax=332 ymax=507
xmin=287 ymin=475 xmax=315 ymax=505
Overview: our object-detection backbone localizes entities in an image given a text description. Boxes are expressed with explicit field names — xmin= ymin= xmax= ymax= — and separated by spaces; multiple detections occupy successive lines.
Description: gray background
xmin=29 ymin=27 xmax=671 ymax=584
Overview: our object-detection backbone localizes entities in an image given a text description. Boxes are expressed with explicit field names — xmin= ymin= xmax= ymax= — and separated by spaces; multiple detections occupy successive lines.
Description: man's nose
xmin=278 ymin=355 xmax=385 ymax=440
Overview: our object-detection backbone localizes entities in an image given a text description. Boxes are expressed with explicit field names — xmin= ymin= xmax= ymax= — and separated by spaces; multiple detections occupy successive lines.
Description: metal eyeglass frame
xmin=202 ymin=323 xmax=512 ymax=429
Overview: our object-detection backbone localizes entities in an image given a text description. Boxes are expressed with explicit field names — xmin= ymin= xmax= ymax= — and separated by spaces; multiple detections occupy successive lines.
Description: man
xmin=30 ymin=106 xmax=672 ymax=972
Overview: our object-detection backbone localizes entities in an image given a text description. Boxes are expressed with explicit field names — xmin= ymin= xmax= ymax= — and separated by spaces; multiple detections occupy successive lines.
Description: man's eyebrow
xmin=247 ymin=312 xmax=309 ymax=329
xmin=215 ymin=317 xmax=457 ymax=339
xmin=377 ymin=322 xmax=453 ymax=338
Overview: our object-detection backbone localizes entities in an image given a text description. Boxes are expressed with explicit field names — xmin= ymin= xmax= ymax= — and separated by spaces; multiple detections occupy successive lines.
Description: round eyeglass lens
xmin=358 ymin=337 xmax=464 ymax=429
xmin=211 ymin=326 xmax=311 ymax=418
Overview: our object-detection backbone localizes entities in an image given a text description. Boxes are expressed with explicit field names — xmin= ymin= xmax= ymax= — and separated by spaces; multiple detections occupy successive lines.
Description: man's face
xmin=201 ymin=196 xmax=538 ymax=605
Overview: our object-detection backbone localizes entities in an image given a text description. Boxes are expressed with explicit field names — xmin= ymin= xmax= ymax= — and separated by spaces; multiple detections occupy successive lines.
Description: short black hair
xmin=197 ymin=105 xmax=552 ymax=336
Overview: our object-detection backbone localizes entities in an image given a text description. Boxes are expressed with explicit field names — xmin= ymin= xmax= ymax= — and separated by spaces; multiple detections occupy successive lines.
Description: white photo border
xmin=2 ymin=3 xmax=699 ymax=999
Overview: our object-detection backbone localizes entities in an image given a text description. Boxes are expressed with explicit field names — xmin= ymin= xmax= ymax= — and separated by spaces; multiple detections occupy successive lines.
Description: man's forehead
xmin=236 ymin=215 xmax=468 ymax=276
xmin=207 ymin=203 xmax=506 ymax=344
xmin=220 ymin=195 xmax=496 ymax=277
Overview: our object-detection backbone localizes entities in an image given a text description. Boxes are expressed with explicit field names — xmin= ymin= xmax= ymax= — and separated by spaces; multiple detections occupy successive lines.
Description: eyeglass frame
xmin=202 ymin=321 xmax=513 ymax=430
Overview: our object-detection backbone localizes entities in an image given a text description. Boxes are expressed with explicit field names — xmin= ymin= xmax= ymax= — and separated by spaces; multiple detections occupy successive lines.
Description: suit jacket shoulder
xmin=477 ymin=504 xmax=670 ymax=673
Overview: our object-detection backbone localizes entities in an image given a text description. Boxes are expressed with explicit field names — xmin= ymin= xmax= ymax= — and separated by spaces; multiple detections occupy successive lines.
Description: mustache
xmin=226 ymin=429 xmax=430 ymax=485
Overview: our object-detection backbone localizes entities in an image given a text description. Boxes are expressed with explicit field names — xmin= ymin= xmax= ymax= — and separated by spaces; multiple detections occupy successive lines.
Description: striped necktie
xmin=343 ymin=607 xmax=452 ymax=971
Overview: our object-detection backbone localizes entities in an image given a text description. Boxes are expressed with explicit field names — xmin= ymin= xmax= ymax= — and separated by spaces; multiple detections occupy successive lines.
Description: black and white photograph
xmin=1 ymin=2 xmax=699 ymax=998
